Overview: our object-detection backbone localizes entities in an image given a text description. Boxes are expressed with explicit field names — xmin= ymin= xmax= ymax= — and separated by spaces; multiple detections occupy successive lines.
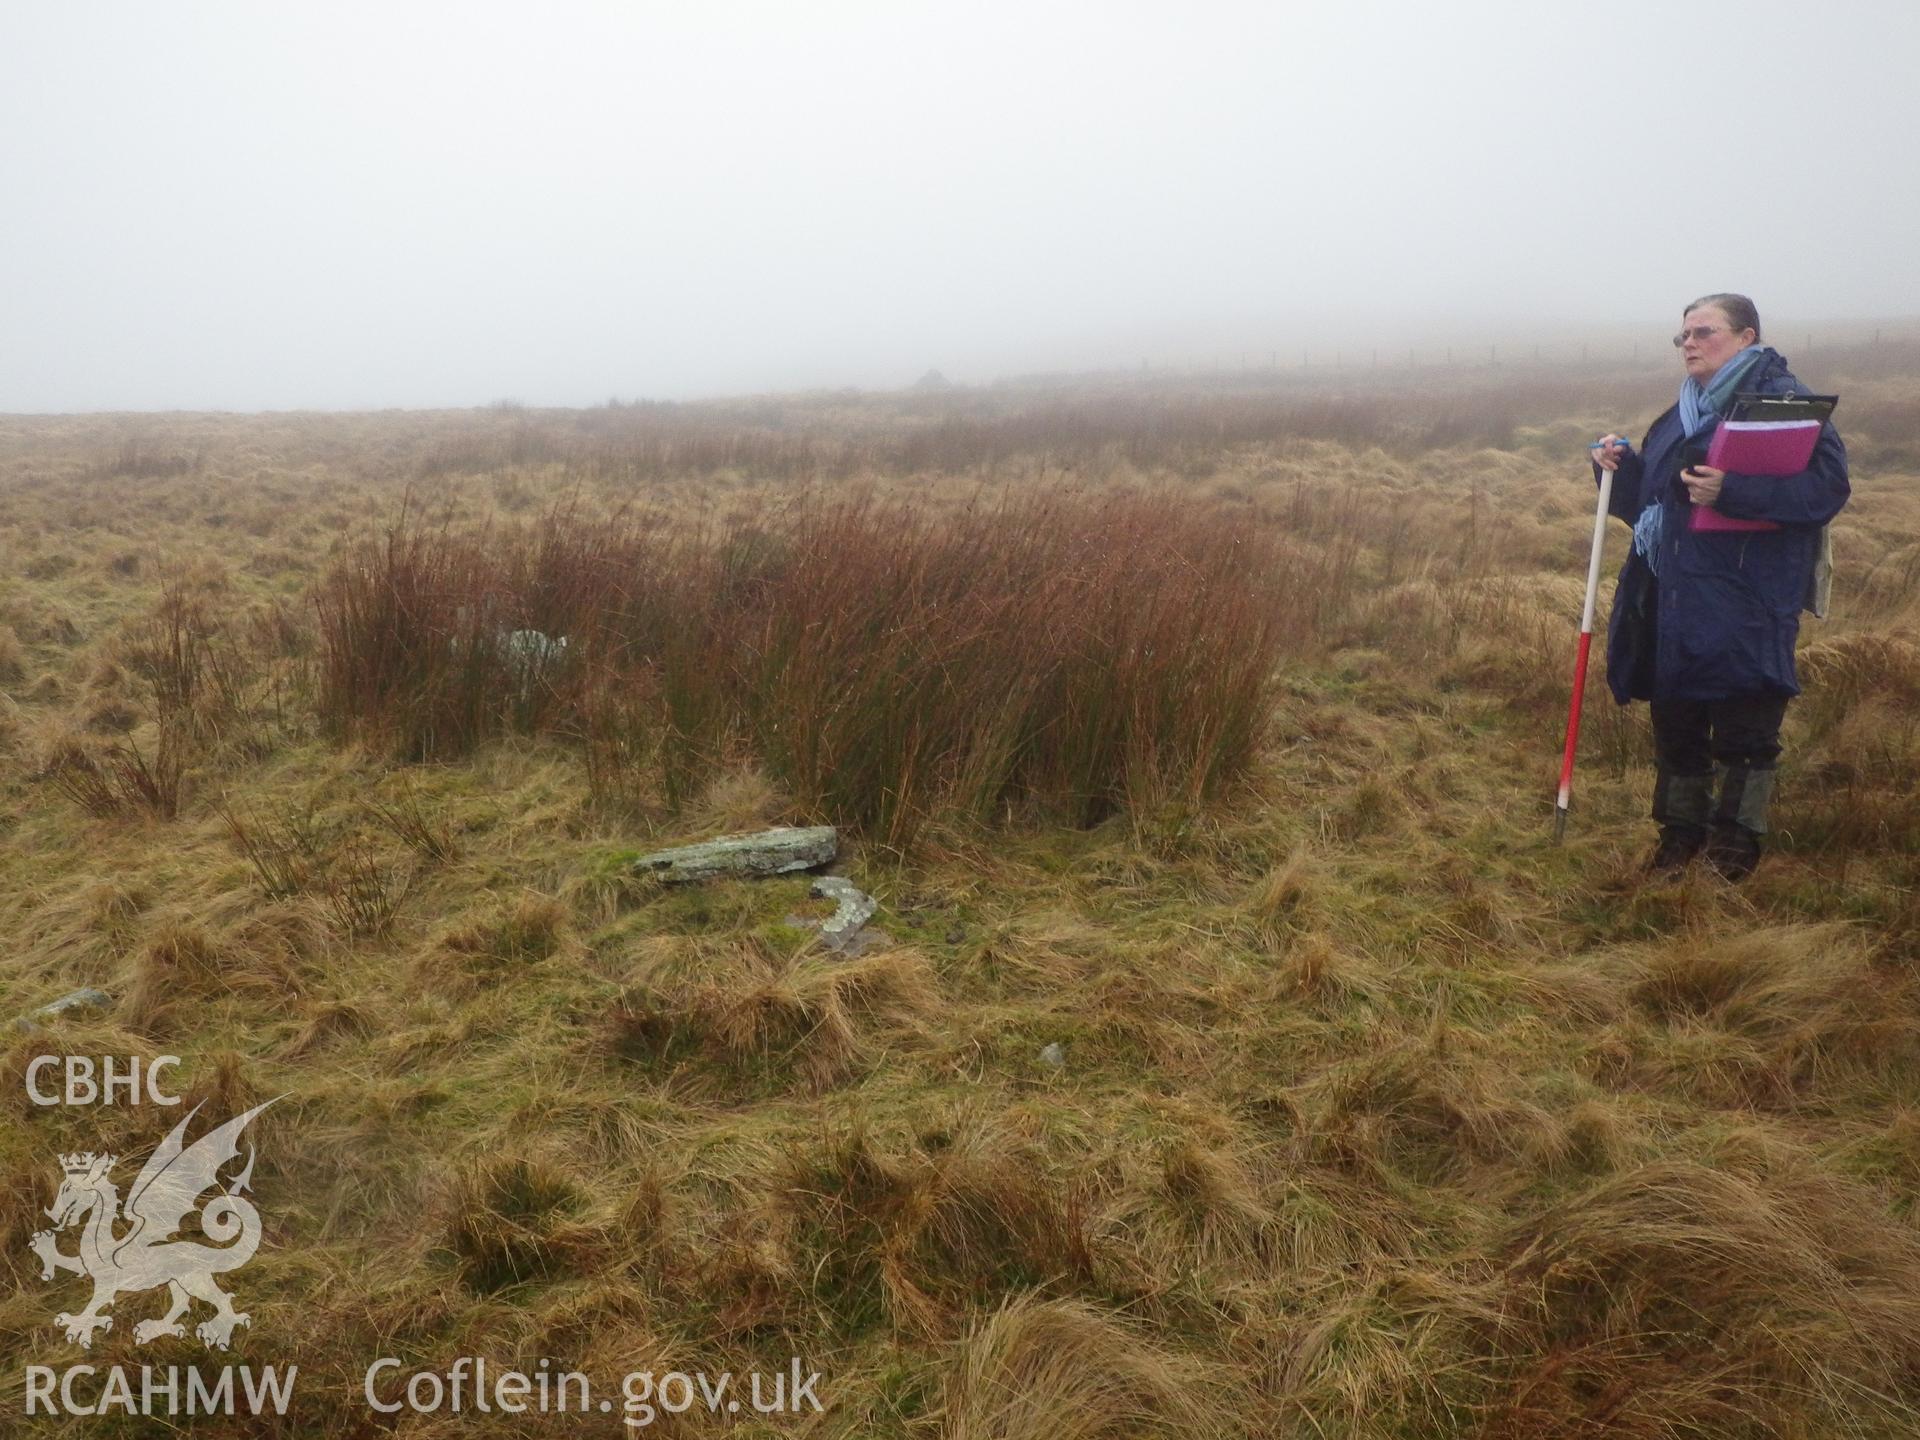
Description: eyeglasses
xmin=1672 ymin=325 xmax=1728 ymax=348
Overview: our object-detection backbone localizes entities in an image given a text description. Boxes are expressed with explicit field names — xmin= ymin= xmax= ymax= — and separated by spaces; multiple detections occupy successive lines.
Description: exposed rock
xmin=13 ymin=987 xmax=111 ymax=1032
xmin=502 ymin=628 xmax=568 ymax=675
xmin=497 ymin=628 xmax=568 ymax=701
xmin=810 ymin=876 xmax=878 ymax=951
xmin=629 ymin=825 xmax=838 ymax=883
xmin=448 ymin=621 xmax=569 ymax=697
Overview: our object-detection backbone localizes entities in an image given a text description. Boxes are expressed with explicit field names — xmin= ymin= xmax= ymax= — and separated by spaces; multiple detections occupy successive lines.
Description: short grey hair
xmin=1684 ymin=293 xmax=1762 ymax=342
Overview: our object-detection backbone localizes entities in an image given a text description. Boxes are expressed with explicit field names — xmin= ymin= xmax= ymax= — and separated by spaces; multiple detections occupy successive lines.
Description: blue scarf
xmin=1634 ymin=345 xmax=1769 ymax=572
xmin=1678 ymin=344 xmax=1768 ymax=437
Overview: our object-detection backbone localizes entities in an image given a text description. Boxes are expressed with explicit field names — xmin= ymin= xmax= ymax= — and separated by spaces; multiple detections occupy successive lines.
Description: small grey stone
xmin=501 ymin=629 xmax=568 ymax=668
xmin=630 ymin=826 xmax=838 ymax=884
xmin=13 ymin=987 xmax=111 ymax=1032
xmin=502 ymin=630 xmax=567 ymax=696
xmin=1037 ymin=1042 xmax=1066 ymax=1069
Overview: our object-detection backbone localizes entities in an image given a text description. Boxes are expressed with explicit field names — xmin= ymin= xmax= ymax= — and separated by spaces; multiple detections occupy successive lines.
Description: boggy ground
xmin=3 ymin=352 xmax=1920 ymax=1437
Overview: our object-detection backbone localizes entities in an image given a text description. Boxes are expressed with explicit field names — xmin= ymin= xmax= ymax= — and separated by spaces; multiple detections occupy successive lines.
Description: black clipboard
xmin=1729 ymin=391 xmax=1838 ymax=424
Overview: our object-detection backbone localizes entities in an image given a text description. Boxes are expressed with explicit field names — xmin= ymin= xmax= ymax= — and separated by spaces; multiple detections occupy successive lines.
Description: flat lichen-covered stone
xmin=627 ymin=825 xmax=838 ymax=883
xmin=13 ymin=987 xmax=112 ymax=1032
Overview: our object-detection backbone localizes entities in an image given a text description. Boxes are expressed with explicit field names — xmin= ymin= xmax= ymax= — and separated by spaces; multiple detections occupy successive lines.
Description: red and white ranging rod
xmin=1554 ymin=452 xmax=1617 ymax=841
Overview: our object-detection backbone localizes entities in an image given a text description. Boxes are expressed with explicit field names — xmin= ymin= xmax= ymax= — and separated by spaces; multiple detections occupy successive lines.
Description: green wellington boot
xmin=1648 ymin=767 xmax=1714 ymax=878
xmin=1705 ymin=763 xmax=1776 ymax=883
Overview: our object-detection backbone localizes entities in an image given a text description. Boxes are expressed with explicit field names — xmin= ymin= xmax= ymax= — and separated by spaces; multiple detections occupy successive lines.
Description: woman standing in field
xmin=1590 ymin=294 xmax=1848 ymax=881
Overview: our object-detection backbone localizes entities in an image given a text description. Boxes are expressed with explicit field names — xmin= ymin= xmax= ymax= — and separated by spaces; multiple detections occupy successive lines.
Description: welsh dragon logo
xmin=29 ymin=1099 xmax=278 ymax=1350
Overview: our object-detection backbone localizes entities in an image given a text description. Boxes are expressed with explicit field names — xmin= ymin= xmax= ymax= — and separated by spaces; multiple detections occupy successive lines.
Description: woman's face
xmin=1678 ymin=304 xmax=1756 ymax=380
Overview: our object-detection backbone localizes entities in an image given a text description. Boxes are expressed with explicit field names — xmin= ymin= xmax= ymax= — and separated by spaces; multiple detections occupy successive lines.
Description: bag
xmin=1611 ymin=550 xmax=1659 ymax=701
xmin=1805 ymin=526 xmax=1833 ymax=619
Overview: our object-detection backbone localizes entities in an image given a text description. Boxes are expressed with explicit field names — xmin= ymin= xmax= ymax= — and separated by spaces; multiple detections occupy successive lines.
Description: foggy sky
xmin=4 ymin=1 xmax=1917 ymax=412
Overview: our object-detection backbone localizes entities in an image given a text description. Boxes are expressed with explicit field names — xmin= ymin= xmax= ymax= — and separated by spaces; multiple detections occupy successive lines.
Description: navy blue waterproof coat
xmin=1598 ymin=348 xmax=1849 ymax=705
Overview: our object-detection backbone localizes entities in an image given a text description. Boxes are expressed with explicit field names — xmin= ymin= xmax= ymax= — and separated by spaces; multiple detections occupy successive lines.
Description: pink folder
xmin=1689 ymin=420 xmax=1822 ymax=533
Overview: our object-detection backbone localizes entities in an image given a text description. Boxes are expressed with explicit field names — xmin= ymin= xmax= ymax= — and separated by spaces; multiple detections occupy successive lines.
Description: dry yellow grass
xmin=2 ymin=354 xmax=1918 ymax=1436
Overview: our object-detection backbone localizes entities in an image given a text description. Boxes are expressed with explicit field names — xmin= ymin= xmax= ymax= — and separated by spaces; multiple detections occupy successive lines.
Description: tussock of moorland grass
xmin=1533 ymin=923 xmax=1920 ymax=1107
xmin=439 ymin=891 xmax=569 ymax=969
xmin=1243 ymin=841 xmax=1319 ymax=951
xmin=226 ymin=896 xmax=333 ymax=973
xmin=941 ymin=1295 xmax=1229 ymax=1440
xmin=0 ymin=693 xmax=22 ymax=754
xmin=1129 ymin=1137 xmax=1281 ymax=1280
xmin=1622 ymin=924 xmax=1920 ymax=1105
xmin=1493 ymin=1158 xmax=1920 ymax=1437
xmin=0 ymin=624 xmax=23 ymax=685
xmin=118 ymin=909 xmax=313 ymax=1039
xmin=438 ymin=1151 xmax=607 ymax=1294
xmin=603 ymin=936 xmax=939 ymax=1095
xmin=1797 ymin=632 xmax=1920 ymax=730
xmin=120 ymin=917 xmax=234 ymax=1025
xmin=769 ymin=1120 xmax=1092 ymax=1341
xmin=1783 ymin=693 xmax=1920 ymax=860
xmin=277 ymin=996 xmax=376 ymax=1059
xmin=5 ymin=360 xmax=1920 ymax=1438
xmin=0 ymin=873 xmax=154 ymax=979
xmin=678 ymin=762 xmax=789 ymax=837
xmin=1260 ymin=931 xmax=1392 ymax=1020
xmin=1303 ymin=1037 xmax=1560 ymax=1186
xmin=1782 ymin=635 xmax=1920 ymax=862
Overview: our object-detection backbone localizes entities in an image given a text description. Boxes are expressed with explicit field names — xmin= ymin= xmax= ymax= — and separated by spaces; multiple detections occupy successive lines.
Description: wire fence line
xmin=1127 ymin=330 xmax=1920 ymax=378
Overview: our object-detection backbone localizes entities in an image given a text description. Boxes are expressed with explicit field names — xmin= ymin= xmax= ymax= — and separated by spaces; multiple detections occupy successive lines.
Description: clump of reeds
xmin=314 ymin=487 xmax=1287 ymax=849
xmin=360 ymin=777 xmax=459 ymax=862
xmin=219 ymin=796 xmax=324 ymax=899
xmin=312 ymin=499 xmax=612 ymax=761
xmin=39 ymin=579 xmax=295 ymax=823
xmin=99 ymin=437 xmax=199 ymax=478
xmin=41 ymin=727 xmax=188 ymax=819
xmin=319 ymin=839 xmax=409 ymax=939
